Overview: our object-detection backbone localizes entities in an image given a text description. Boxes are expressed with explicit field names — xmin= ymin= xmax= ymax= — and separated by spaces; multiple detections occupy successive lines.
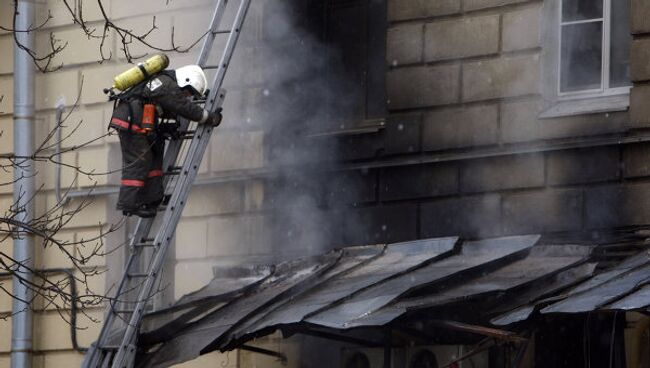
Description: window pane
xmin=562 ymin=0 xmax=603 ymax=22
xmin=610 ymin=0 xmax=631 ymax=88
xmin=560 ymin=22 xmax=603 ymax=92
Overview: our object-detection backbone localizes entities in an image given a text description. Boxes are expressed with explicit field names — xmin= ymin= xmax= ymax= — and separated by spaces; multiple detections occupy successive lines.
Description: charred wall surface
xmin=289 ymin=0 xmax=650 ymax=247
xmin=1 ymin=0 xmax=648 ymax=366
xmin=211 ymin=0 xmax=650 ymax=259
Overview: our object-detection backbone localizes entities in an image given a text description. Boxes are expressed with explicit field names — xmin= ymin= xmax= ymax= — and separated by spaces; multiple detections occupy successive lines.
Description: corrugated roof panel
xmin=334 ymin=239 xmax=592 ymax=330
xmin=306 ymin=235 xmax=540 ymax=329
xmin=141 ymin=252 xmax=342 ymax=367
xmin=176 ymin=265 xmax=273 ymax=306
xmin=567 ymin=252 xmax=649 ymax=295
xmin=491 ymin=305 xmax=536 ymax=326
xmin=541 ymin=256 xmax=650 ymax=314
xmin=141 ymin=266 xmax=272 ymax=333
xmin=140 ymin=265 xmax=273 ymax=340
xmin=142 ymin=234 xmax=640 ymax=368
xmin=222 ymin=237 xmax=458 ymax=347
xmin=397 ymin=245 xmax=591 ymax=311
xmin=606 ymin=284 xmax=650 ymax=310
xmin=489 ymin=262 xmax=597 ymax=326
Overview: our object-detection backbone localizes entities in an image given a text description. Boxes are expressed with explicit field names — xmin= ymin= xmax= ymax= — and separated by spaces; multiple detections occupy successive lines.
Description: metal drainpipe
xmin=12 ymin=1 xmax=36 ymax=367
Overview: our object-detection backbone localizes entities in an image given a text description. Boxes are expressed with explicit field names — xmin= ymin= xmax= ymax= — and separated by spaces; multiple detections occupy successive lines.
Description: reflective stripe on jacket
xmin=108 ymin=71 xmax=208 ymax=133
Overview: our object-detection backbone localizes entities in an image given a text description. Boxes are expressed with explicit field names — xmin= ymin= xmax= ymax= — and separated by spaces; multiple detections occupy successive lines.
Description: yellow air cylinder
xmin=112 ymin=54 xmax=170 ymax=91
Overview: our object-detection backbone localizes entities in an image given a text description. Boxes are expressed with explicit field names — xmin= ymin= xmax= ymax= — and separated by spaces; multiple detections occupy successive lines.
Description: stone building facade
xmin=1 ymin=0 xmax=650 ymax=367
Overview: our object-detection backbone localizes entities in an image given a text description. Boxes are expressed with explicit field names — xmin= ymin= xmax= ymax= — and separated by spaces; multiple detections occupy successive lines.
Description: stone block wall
xmin=0 ymin=0 xmax=114 ymax=360
xmin=631 ymin=0 xmax=650 ymax=127
xmin=306 ymin=0 xmax=649 ymax=250
xmin=1 ymin=0 xmax=348 ymax=365
xmin=1 ymin=0 xmax=650 ymax=366
xmin=0 ymin=0 xmax=268 ymax=366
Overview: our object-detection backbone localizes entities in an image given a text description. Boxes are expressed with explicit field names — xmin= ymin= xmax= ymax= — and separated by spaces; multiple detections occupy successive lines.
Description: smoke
xmin=174 ymin=0 xmax=364 ymax=263
xmin=248 ymin=1 xmax=357 ymax=259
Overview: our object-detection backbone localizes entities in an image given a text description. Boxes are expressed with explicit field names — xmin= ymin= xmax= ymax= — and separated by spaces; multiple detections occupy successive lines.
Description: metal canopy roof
xmin=489 ymin=249 xmax=650 ymax=325
xmin=136 ymin=234 xmax=610 ymax=368
xmin=540 ymin=251 xmax=650 ymax=313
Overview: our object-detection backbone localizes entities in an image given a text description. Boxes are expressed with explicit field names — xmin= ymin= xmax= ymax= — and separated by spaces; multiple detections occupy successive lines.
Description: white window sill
xmin=539 ymin=93 xmax=629 ymax=119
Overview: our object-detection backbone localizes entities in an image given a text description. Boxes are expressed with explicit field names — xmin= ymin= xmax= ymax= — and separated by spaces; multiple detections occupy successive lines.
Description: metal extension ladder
xmin=82 ymin=1 xmax=251 ymax=367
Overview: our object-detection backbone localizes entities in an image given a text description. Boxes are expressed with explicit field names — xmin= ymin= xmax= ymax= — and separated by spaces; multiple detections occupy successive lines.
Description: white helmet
xmin=175 ymin=65 xmax=208 ymax=96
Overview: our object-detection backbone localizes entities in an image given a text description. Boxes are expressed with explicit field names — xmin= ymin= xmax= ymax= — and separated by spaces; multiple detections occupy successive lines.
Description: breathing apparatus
xmin=103 ymin=54 xmax=169 ymax=98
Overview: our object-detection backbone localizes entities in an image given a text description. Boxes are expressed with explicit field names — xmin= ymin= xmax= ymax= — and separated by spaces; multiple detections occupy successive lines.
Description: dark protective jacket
xmin=109 ymin=70 xmax=209 ymax=133
xmin=110 ymin=70 xmax=209 ymax=212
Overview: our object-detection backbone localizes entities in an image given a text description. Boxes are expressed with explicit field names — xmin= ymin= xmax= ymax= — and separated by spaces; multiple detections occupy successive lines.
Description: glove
xmin=206 ymin=108 xmax=223 ymax=127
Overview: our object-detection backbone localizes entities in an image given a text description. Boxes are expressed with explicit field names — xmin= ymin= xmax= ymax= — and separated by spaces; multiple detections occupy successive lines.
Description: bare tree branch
xmin=0 ymin=0 xmax=210 ymax=327
xmin=62 ymin=0 xmax=208 ymax=63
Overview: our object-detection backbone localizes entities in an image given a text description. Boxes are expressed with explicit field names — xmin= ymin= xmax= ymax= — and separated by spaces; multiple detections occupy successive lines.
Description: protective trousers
xmin=116 ymin=131 xmax=165 ymax=211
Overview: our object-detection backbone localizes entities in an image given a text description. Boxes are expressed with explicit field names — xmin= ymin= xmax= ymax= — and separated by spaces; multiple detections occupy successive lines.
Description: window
xmin=323 ymin=0 xmax=387 ymax=126
xmin=541 ymin=0 xmax=631 ymax=117
xmin=298 ymin=0 xmax=387 ymax=133
xmin=559 ymin=0 xmax=630 ymax=94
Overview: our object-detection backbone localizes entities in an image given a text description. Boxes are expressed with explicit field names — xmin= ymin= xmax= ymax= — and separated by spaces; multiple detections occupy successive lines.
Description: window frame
xmin=540 ymin=0 xmax=630 ymax=118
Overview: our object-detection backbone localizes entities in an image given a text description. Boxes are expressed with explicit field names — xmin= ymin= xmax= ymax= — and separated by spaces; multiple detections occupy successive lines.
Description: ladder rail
xmin=108 ymin=0 xmax=252 ymax=367
xmin=85 ymin=244 xmax=142 ymax=367
xmin=209 ymin=0 xmax=249 ymax=103
xmin=197 ymin=0 xmax=229 ymax=67
xmin=84 ymin=119 xmax=192 ymax=366
xmin=82 ymin=0 xmax=243 ymax=366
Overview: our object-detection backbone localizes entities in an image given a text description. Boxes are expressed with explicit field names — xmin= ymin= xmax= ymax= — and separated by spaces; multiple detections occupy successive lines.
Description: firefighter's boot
xmin=122 ymin=204 xmax=157 ymax=218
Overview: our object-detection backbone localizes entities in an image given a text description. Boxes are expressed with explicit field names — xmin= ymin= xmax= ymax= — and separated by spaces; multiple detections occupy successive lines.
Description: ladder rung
xmin=99 ymin=345 xmax=119 ymax=351
xmin=87 ymin=0 xmax=251 ymax=364
xmin=112 ymin=307 xmax=150 ymax=315
xmin=112 ymin=304 xmax=151 ymax=314
xmin=179 ymin=132 xmax=196 ymax=140
xmin=162 ymin=194 xmax=172 ymax=205
xmin=134 ymin=243 xmax=155 ymax=248
xmin=98 ymin=349 xmax=116 ymax=368
xmin=166 ymin=166 xmax=184 ymax=175
xmin=127 ymin=273 xmax=148 ymax=278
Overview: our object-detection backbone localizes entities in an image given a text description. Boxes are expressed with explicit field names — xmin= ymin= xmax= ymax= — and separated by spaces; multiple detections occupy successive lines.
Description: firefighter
xmin=109 ymin=65 xmax=222 ymax=218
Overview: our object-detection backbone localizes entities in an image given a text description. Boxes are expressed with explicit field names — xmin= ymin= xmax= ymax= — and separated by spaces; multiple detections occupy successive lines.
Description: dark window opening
xmin=294 ymin=0 xmax=387 ymax=132
xmin=324 ymin=0 xmax=387 ymax=126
